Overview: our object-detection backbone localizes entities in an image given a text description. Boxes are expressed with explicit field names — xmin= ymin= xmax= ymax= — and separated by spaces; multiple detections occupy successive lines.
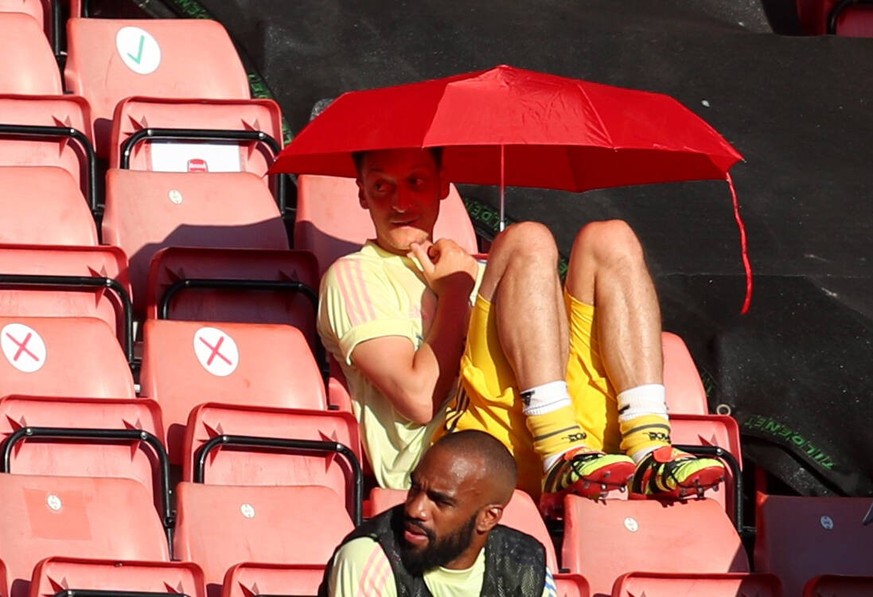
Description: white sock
xmin=520 ymin=380 xmax=572 ymax=416
xmin=616 ymin=383 xmax=668 ymax=423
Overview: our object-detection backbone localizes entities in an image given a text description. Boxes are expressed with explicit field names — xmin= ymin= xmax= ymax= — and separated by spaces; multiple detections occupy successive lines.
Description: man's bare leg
xmin=565 ymin=220 xmax=725 ymax=497
xmin=479 ymin=222 xmax=635 ymax=499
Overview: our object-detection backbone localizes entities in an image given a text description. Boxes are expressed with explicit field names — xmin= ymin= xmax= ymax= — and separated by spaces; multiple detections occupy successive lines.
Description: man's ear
xmin=438 ymin=174 xmax=451 ymax=201
xmin=356 ymin=178 xmax=368 ymax=209
xmin=476 ymin=504 xmax=504 ymax=533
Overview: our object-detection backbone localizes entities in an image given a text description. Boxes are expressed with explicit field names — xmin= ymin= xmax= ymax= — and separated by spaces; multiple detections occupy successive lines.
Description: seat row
xmin=0 ymin=13 xmax=284 ymax=222
xmin=0 ymin=458 xmax=867 ymax=597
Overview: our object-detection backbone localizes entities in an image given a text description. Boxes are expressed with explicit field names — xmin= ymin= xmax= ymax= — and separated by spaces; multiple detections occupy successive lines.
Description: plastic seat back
xmin=183 ymin=402 xmax=360 ymax=516
xmin=146 ymin=247 xmax=319 ymax=353
xmin=662 ymin=331 xmax=708 ymax=415
xmin=0 ymin=473 xmax=170 ymax=597
xmin=833 ymin=3 xmax=873 ymax=36
xmin=110 ymin=97 xmax=284 ymax=177
xmin=0 ymin=95 xmax=93 ymax=196
xmin=0 ymin=316 xmax=135 ymax=399
xmin=0 ymin=395 xmax=163 ymax=505
xmin=295 ymin=174 xmax=478 ymax=277
xmin=30 ymin=557 xmax=208 ymax=597
xmin=102 ymin=169 xmax=288 ymax=318
xmin=139 ymin=319 xmax=326 ymax=464
xmin=755 ymin=495 xmax=873 ymax=596
xmin=611 ymin=571 xmax=782 ymax=597
xmin=670 ymin=413 xmax=742 ymax=525
xmin=561 ymin=496 xmax=748 ymax=596
xmin=803 ymin=574 xmax=873 ymax=596
xmin=0 ymin=244 xmax=131 ymax=351
xmin=0 ymin=166 xmax=96 ymax=245
xmin=221 ymin=563 xmax=324 ymax=597
xmin=0 ymin=13 xmax=60 ymax=94
xmin=173 ymin=483 xmax=353 ymax=597
xmin=64 ymin=18 xmax=250 ymax=156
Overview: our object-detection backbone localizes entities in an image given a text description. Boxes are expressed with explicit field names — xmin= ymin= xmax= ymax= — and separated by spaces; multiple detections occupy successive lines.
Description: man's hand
xmin=409 ymin=239 xmax=478 ymax=298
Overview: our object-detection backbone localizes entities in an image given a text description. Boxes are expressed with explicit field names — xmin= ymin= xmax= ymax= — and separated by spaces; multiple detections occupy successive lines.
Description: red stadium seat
xmin=30 ymin=557 xmax=207 ymax=597
xmin=561 ymin=496 xmax=748 ymax=596
xmin=0 ymin=316 xmax=135 ymax=399
xmin=64 ymin=18 xmax=250 ymax=157
xmin=0 ymin=95 xmax=94 ymax=205
xmin=221 ymin=563 xmax=323 ymax=597
xmin=755 ymin=495 xmax=873 ymax=596
xmin=0 ymin=395 xmax=164 ymax=509
xmin=294 ymin=174 xmax=478 ymax=277
xmin=182 ymin=402 xmax=361 ymax=518
xmin=102 ymin=169 xmax=288 ymax=319
xmin=803 ymin=574 xmax=873 ymax=596
xmin=0 ymin=12 xmax=60 ymax=94
xmin=0 ymin=166 xmax=95 ymax=245
xmin=110 ymin=97 xmax=284 ymax=177
xmin=0 ymin=473 xmax=170 ymax=597
xmin=139 ymin=319 xmax=326 ymax=464
xmin=670 ymin=413 xmax=743 ymax=526
xmin=0 ymin=244 xmax=132 ymax=356
xmin=832 ymin=3 xmax=873 ymax=36
xmin=146 ymin=247 xmax=319 ymax=354
xmin=173 ymin=483 xmax=353 ymax=597
xmin=662 ymin=331 xmax=709 ymax=415
xmin=611 ymin=571 xmax=782 ymax=597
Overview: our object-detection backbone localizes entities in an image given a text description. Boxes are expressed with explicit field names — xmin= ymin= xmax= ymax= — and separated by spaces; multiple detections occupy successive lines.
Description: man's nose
xmin=405 ymin=492 xmax=430 ymax=521
xmin=392 ymin=187 xmax=413 ymax=212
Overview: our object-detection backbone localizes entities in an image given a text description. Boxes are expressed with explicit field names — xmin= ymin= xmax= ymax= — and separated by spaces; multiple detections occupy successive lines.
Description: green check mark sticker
xmin=116 ymin=26 xmax=161 ymax=75
xmin=126 ymin=34 xmax=145 ymax=65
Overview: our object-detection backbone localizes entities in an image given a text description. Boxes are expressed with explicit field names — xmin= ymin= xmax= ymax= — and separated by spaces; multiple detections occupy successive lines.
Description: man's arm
xmin=328 ymin=538 xmax=397 ymax=597
xmin=352 ymin=239 xmax=477 ymax=425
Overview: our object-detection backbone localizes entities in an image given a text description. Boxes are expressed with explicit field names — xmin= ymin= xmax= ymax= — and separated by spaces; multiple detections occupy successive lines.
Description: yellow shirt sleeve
xmin=328 ymin=537 xmax=396 ymax=597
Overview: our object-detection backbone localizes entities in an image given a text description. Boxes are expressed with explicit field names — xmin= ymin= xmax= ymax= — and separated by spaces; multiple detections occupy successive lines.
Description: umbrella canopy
xmin=271 ymin=64 xmax=750 ymax=313
xmin=270 ymin=64 xmax=743 ymax=192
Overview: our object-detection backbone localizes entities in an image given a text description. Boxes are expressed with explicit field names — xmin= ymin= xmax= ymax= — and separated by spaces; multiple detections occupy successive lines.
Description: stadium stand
xmin=803 ymin=574 xmax=873 ymax=596
xmin=102 ymin=169 xmax=288 ymax=319
xmin=610 ymin=571 xmax=782 ymax=596
xmin=182 ymin=402 xmax=362 ymax=518
xmin=561 ymin=496 xmax=750 ymax=596
xmin=755 ymin=494 xmax=873 ymax=595
xmin=173 ymin=482 xmax=354 ymax=597
xmin=110 ymin=97 xmax=283 ymax=177
xmin=0 ymin=315 xmax=135 ymax=398
xmin=0 ymin=395 xmax=165 ymax=510
xmin=0 ymin=473 xmax=170 ymax=597
xmin=31 ymin=557 xmax=208 ymax=597
xmin=139 ymin=319 xmax=326 ymax=463
xmin=0 ymin=12 xmax=61 ymax=94
xmin=0 ymin=95 xmax=95 ymax=209
xmin=64 ymin=17 xmax=250 ymax=157
xmin=146 ymin=246 xmax=319 ymax=354
xmin=0 ymin=167 xmax=95 ymax=245
xmin=221 ymin=563 xmax=325 ymax=597
xmin=0 ymin=245 xmax=133 ymax=358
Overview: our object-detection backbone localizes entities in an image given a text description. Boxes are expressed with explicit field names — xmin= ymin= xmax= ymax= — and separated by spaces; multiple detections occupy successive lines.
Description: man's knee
xmin=494 ymin=221 xmax=559 ymax=262
xmin=572 ymin=219 xmax=646 ymax=269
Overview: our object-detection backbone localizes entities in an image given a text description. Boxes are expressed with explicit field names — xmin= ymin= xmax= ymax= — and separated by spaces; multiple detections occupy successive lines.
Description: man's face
xmin=399 ymin=446 xmax=485 ymax=575
xmin=356 ymin=148 xmax=449 ymax=255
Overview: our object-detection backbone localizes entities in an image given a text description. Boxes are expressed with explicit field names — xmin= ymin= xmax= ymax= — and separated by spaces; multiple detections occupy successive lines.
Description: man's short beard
xmin=399 ymin=515 xmax=478 ymax=576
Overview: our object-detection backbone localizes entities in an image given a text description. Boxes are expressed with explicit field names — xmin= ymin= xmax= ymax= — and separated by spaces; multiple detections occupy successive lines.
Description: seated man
xmin=317 ymin=147 xmax=724 ymax=502
xmin=320 ymin=430 xmax=553 ymax=596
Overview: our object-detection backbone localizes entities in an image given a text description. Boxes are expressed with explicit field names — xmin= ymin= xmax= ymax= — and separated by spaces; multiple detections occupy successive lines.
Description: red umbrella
xmin=271 ymin=65 xmax=751 ymax=312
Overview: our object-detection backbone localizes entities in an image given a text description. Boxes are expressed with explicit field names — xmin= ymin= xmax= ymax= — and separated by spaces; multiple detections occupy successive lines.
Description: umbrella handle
xmin=499 ymin=144 xmax=506 ymax=232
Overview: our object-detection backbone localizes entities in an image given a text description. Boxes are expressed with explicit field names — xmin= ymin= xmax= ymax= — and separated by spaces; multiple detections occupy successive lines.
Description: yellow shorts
xmin=438 ymin=290 xmax=620 ymax=498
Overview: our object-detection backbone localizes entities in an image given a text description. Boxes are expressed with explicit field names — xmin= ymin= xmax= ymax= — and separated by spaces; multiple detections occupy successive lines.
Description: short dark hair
xmin=352 ymin=147 xmax=444 ymax=174
xmin=432 ymin=430 xmax=517 ymax=501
